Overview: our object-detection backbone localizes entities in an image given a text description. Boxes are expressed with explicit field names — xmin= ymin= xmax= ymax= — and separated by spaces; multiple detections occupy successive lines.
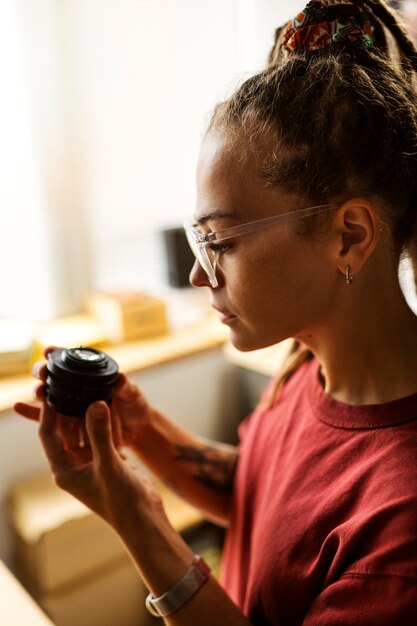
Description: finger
xmin=32 ymin=361 xmax=47 ymax=381
xmin=32 ymin=346 xmax=61 ymax=381
xmin=109 ymin=407 xmax=123 ymax=449
xmin=59 ymin=415 xmax=90 ymax=452
xmin=114 ymin=372 xmax=129 ymax=396
xmin=85 ymin=402 xmax=117 ymax=466
xmin=32 ymin=346 xmax=60 ymax=381
xmin=44 ymin=345 xmax=60 ymax=357
xmin=115 ymin=372 xmax=128 ymax=389
xmin=77 ymin=420 xmax=90 ymax=450
xmin=33 ymin=382 xmax=47 ymax=401
xmin=39 ymin=401 xmax=72 ymax=469
xmin=115 ymin=374 xmax=141 ymax=402
xmin=13 ymin=402 xmax=41 ymax=422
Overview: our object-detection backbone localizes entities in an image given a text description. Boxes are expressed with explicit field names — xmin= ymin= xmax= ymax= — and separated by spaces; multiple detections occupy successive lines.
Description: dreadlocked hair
xmin=208 ymin=0 xmax=417 ymax=404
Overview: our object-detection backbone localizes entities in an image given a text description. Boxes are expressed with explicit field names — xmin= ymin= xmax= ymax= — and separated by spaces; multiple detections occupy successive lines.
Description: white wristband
xmin=145 ymin=555 xmax=211 ymax=618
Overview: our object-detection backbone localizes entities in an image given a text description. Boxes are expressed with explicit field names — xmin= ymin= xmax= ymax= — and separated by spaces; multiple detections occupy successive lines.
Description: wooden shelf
xmin=0 ymin=317 xmax=228 ymax=414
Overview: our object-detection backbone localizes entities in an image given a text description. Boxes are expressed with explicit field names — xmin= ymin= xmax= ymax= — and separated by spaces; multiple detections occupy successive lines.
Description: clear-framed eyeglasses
xmin=183 ymin=204 xmax=337 ymax=288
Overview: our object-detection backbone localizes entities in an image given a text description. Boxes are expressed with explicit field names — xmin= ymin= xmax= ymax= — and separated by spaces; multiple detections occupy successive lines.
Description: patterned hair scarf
xmin=281 ymin=0 xmax=374 ymax=53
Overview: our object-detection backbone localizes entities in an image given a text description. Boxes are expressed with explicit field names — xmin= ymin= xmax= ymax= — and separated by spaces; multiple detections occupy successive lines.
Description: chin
xmin=229 ymin=329 xmax=288 ymax=353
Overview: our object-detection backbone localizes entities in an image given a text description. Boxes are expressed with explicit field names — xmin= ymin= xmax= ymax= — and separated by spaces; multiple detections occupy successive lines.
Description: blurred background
xmin=0 ymin=0 xmax=415 ymax=349
xmin=0 ymin=0 xmax=300 ymax=326
xmin=0 ymin=2 xmax=416 ymax=625
xmin=0 ymin=4 xmax=305 ymax=626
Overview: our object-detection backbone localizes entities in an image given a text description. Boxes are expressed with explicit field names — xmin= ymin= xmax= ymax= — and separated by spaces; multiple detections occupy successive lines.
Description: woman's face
xmin=190 ymin=131 xmax=341 ymax=351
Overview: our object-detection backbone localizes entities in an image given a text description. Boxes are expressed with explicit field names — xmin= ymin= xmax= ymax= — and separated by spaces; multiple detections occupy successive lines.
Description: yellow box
xmin=87 ymin=291 xmax=168 ymax=343
xmin=0 ymin=318 xmax=37 ymax=375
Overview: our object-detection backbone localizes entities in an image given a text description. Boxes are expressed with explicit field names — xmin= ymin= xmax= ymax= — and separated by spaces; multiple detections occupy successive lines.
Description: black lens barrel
xmin=46 ymin=347 xmax=119 ymax=418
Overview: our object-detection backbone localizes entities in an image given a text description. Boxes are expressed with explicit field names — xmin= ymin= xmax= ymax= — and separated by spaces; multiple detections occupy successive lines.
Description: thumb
xmin=86 ymin=401 xmax=117 ymax=464
xmin=115 ymin=373 xmax=140 ymax=402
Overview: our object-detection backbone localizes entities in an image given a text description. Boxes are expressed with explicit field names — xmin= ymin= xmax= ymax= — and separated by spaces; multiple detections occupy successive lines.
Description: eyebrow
xmin=194 ymin=210 xmax=242 ymax=225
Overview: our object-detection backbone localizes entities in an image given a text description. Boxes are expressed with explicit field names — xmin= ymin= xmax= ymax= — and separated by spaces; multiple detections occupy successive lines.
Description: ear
xmin=332 ymin=198 xmax=381 ymax=277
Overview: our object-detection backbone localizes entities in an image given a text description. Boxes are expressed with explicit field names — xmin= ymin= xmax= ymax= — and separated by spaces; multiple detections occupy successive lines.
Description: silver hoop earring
xmin=345 ymin=265 xmax=354 ymax=285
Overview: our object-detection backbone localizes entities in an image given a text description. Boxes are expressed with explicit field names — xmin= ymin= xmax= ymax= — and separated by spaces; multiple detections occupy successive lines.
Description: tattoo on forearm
xmin=174 ymin=445 xmax=237 ymax=492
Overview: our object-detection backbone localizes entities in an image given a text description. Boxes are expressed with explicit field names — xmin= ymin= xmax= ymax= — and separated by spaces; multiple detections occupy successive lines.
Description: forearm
xmin=129 ymin=408 xmax=238 ymax=526
xmin=115 ymin=485 xmax=250 ymax=626
xmin=31 ymin=393 xmax=246 ymax=625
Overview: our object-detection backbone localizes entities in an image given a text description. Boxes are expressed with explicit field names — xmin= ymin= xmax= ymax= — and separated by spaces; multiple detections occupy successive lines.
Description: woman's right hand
xmin=107 ymin=370 xmax=156 ymax=449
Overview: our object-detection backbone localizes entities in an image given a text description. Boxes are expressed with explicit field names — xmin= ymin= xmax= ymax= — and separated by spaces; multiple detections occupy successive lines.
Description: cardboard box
xmin=8 ymin=473 xmax=203 ymax=597
xmin=35 ymin=315 xmax=108 ymax=354
xmin=8 ymin=473 xmax=127 ymax=595
xmin=87 ymin=291 xmax=168 ymax=343
xmin=39 ymin=555 xmax=154 ymax=626
xmin=7 ymin=472 xmax=205 ymax=626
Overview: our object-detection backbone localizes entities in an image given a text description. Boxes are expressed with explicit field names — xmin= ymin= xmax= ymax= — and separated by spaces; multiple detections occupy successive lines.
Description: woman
xmin=15 ymin=1 xmax=417 ymax=624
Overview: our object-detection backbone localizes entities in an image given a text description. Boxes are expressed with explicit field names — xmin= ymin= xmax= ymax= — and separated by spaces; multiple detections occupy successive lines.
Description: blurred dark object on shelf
xmin=161 ymin=226 xmax=195 ymax=288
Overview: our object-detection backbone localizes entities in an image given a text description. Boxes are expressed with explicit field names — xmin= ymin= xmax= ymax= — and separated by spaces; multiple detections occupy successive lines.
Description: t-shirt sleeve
xmin=303 ymin=572 xmax=417 ymax=625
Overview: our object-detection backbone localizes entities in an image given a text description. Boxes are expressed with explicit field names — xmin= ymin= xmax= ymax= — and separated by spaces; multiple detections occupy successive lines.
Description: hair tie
xmin=281 ymin=0 xmax=374 ymax=54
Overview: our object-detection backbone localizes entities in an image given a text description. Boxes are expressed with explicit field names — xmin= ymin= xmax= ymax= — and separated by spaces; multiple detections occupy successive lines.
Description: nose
xmin=189 ymin=259 xmax=212 ymax=288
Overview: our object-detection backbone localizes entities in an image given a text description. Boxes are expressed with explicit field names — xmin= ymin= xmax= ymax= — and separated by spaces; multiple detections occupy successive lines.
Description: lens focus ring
xmin=46 ymin=347 xmax=119 ymax=418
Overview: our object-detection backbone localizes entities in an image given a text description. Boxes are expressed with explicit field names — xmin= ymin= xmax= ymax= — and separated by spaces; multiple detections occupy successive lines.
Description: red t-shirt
xmin=221 ymin=358 xmax=417 ymax=625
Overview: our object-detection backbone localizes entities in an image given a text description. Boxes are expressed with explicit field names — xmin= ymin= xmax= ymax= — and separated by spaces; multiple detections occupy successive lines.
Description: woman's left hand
xmin=38 ymin=395 xmax=160 ymax=533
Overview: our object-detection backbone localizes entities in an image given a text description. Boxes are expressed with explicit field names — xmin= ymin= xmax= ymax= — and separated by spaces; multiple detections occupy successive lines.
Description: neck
xmin=298 ymin=280 xmax=417 ymax=405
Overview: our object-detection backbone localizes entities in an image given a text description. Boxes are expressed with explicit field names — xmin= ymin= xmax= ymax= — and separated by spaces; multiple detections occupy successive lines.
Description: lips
xmin=212 ymin=305 xmax=237 ymax=324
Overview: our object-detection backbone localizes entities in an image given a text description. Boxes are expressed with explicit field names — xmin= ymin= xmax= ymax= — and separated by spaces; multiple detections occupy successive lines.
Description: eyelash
xmin=208 ymin=242 xmax=233 ymax=255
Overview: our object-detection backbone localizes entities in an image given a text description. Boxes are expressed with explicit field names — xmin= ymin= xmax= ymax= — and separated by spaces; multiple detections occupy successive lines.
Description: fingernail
xmin=32 ymin=363 xmax=41 ymax=378
xmin=89 ymin=402 xmax=107 ymax=420
xmin=33 ymin=384 xmax=46 ymax=400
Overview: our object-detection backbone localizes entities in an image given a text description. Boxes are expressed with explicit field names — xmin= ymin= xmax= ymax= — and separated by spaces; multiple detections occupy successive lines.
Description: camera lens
xmin=46 ymin=347 xmax=119 ymax=418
